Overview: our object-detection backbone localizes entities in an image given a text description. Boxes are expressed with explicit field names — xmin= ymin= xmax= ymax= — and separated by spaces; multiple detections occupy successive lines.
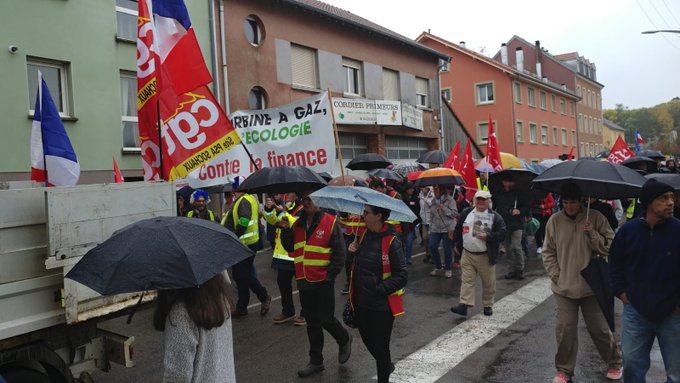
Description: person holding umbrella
xmin=541 ymin=183 xmax=622 ymax=383
xmin=281 ymin=192 xmax=352 ymax=378
xmin=348 ymin=204 xmax=408 ymax=383
xmin=427 ymin=185 xmax=458 ymax=278
xmin=222 ymin=176 xmax=272 ymax=317
xmin=608 ymin=179 xmax=680 ymax=383
xmin=492 ymin=172 xmax=530 ymax=280
xmin=153 ymin=273 xmax=236 ymax=382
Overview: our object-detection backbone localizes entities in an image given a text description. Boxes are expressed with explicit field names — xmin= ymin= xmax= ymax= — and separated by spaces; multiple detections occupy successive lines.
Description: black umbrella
xmin=580 ymin=257 xmax=615 ymax=331
xmin=317 ymin=171 xmax=333 ymax=182
xmin=621 ymin=156 xmax=655 ymax=168
xmin=489 ymin=168 xmax=542 ymax=198
xmin=368 ymin=168 xmax=404 ymax=181
xmin=238 ymin=166 xmax=327 ymax=194
xmin=346 ymin=153 xmax=391 ymax=171
xmin=638 ymin=150 xmax=665 ymax=160
xmin=645 ymin=173 xmax=680 ymax=190
xmin=391 ymin=162 xmax=425 ymax=177
xmin=531 ymin=159 xmax=647 ymax=199
xmin=417 ymin=150 xmax=447 ymax=164
xmin=65 ymin=216 xmax=253 ymax=295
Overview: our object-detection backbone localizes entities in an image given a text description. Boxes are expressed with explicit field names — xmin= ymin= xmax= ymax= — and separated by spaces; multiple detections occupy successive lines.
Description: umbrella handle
xmin=126 ymin=289 xmax=146 ymax=324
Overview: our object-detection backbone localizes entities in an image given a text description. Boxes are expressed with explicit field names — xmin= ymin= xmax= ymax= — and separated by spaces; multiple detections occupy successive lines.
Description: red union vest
xmin=349 ymin=226 xmax=405 ymax=317
xmin=293 ymin=213 xmax=336 ymax=282
xmin=339 ymin=214 xmax=366 ymax=238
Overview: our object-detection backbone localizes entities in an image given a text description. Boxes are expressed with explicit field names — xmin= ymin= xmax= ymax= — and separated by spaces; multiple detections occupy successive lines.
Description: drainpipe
xmin=208 ymin=0 xmax=220 ymax=104
xmin=437 ymin=58 xmax=446 ymax=150
xmin=219 ymin=0 xmax=231 ymax=114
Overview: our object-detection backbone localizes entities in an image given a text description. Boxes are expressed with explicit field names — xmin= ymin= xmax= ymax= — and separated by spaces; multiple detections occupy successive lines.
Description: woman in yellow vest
xmin=348 ymin=204 xmax=408 ymax=383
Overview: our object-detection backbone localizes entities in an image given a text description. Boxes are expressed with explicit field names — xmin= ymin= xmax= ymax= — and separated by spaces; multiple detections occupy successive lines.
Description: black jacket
xmin=453 ymin=207 xmax=507 ymax=265
xmin=492 ymin=189 xmax=530 ymax=231
xmin=351 ymin=226 xmax=408 ymax=311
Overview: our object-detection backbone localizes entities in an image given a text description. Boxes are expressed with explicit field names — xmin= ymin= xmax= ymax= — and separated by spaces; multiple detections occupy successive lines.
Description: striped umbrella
xmin=392 ymin=162 xmax=426 ymax=177
xmin=413 ymin=167 xmax=465 ymax=187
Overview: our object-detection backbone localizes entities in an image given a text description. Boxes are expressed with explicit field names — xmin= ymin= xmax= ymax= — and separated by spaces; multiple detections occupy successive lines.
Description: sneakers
xmin=536 ymin=246 xmax=543 ymax=255
xmin=552 ymin=372 xmax=570 ymax=383
xmin=232 ymin=307 xmax=248 ymax=317
xmin=297 ymin=362 xmax=324 ymax=378
xmin=450 ymin=303 xmax=468 ymax=317
xmin=293 ymin=316 xmax=307 ymax=326
xmin=429 ymin=268 xmax=442 ymax=276
xmin=453 ymin=260 xmax=461 ymax=270
xmin=273 ymin=313 xmax=296 ymax=324
xmin=483 ymin=307 xmax=493 ymax=316
xmin=606 ymin=367 xmax=623 ymax=380
xmin=260 ymin=295 xmax=272 ymax=316
xmin=338 ymin=333 xmax=352 ymax=364
xmin=341 ymin=284 xmax=350 ymax=295
xmin=444 ymin=270 xmax=453 ymax=278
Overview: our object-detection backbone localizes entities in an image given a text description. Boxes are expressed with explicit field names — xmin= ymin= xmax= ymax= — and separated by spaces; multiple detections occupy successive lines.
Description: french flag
xmin=635 ymin=130 xmax=645 ymax=153
xmin=30 ymin=72 xmax=80 ymax=186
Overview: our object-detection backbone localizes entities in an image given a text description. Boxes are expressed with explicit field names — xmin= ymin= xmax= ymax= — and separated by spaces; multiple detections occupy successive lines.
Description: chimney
xmin=536 ymin=62 xmax=542 ymax=79
xmin=459 ymin=41 xmax=466 ymax=48
xmin=542 ymin=76 xmax=548 ymax=83
xmin=516 ymin=47 xmax=524 ymax=73
xmin=561 ymin=84 xmax=567 ymax=90
xmin=501 ymin=43 xmax=508 ymax=65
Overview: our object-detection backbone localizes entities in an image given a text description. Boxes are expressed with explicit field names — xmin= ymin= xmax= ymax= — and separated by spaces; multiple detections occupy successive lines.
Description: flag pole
xmin=327 ymin=89 xmax=345 ymax=181
xmin=239 ymin=140 xmax=259 ymax=171
xmin=157 ymin=99 xmax=165 ymax=180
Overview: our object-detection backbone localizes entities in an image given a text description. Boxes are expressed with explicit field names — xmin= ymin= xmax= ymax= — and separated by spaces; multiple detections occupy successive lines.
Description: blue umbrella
xmin=309 ymin=186 xmax=417 ymax=222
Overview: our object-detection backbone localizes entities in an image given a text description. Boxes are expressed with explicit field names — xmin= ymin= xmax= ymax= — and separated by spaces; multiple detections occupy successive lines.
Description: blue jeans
xmin=428 ymin=231 xmax=453 ymax=270
xmin=403 ymin=230 xmax=414 ymax=264
xmin=622 ymin=304 xmax=680 ymax=383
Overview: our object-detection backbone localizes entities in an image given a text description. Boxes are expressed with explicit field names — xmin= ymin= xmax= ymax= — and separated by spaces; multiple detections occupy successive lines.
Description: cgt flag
xmin=486 ymin=115 xmax=503 ymax=172
xmin=30 ymin=72 xmax=80 ymax=186
xmin=459 ymin=139 xmax=478 ymax=202
xmin=443 ymin=141 xmax=461 ymax=170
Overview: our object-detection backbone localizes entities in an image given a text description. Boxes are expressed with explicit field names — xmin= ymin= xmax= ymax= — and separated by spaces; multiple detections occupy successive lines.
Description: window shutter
xmin=291 ymin=44 xmax=317 ymax=88
xmin=382 ymin=69 xmax=399 ymax=101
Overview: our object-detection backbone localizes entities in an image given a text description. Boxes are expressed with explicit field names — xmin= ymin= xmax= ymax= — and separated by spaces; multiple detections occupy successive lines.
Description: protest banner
xmin=182 ymin=92 xmax=336 ymax=188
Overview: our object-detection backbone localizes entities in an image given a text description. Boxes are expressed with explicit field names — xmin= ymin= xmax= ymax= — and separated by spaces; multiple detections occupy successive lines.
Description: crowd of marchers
xmin=157 ymin=162 xmax=679 ymax=383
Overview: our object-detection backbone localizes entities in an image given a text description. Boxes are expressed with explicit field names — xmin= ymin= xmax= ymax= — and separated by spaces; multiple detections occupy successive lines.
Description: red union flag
xmin=443 ymin=141 xmax=461 ymax=170
xmin=459 ymin=139 xmax=478 ymax=202
xmin=607 ymin=136 xmax=634 ymax=164
xmin=137 ymin=0 xmax=239 ymax=181
xmin=486 ymin=115 xmax=503 ymax=172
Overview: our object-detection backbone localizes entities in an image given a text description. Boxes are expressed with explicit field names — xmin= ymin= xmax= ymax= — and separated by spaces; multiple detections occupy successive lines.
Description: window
xmin=248 ymin=86 xmax=267 ymax=110
xmin=513 ymin=82 xmax=521 ymax=103
xmin=559 ymin=98 xmax=566 ymax=115
xmin=386 ymin=136 xmax=428 ymax=160
xmin=476 ymin=121 xmax=494 ymax=144
xmin=115 ymin=0 xmax=137 ymax=41
xmin=516 ymin=121 xmax=524 ymax=143
xmin=551 ymin=94 xmax=556 ymax=112
xmin=476 ymin=82 xmax=494 ymax=105
xmin=527 ymin=87 xmax=535 ymax=107
xmin=440 ymin=59 xmax=450 ymax=72
xmin=587 ymin=90 xmax=591 ymax=107
xmin=553 ymin=126 xmax=558 ymax=145
xmin=585 ymin=142 xmax=590 ymax=156
xmin=579 ymin=142 xmax=584 ymax=156
xmin=243 ymin=15 xmax=264 ymax=46
xmin=541 ymin=125 xmax=548 ymax=144
xmin=529 ymin=123 xmax=537 ymax=144
xmin=441 ymin=88 xmax=452 ymax=103
xmin=571 ymin=131 xmax=576 ymax=147
xmin=120 ymin=71 xmax=139 ymax=149
xmin=570 ymin=101 xmax=575 ymax=117
xmin=382 ymin=69 xmax=399 ymax=101
xmin=416 ymin=77 xmax=428 ymax=107
xmin=576 ymin=85 xmax=581 ymax=98
xmin=339 ymin=133 xmax=368 ymax=159
xmin=291 ymin=44 xmax=318 ymax=89
xmin=578 ymin=114 xmax=583 ymax=132
xmin=343 ymin=57 xmax=362 ymax=96
xmin=561 ymin=128 xmax=568 ymax=146
xmin=27 ymin=59 xmax=69 ymax=115
xmin=539 ymin=91 xmax=547 ymax=110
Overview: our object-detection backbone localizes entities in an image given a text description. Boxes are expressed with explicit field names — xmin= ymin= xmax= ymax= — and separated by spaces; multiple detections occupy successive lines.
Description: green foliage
xmin=604 ymin=99 xmax=680 ymax=155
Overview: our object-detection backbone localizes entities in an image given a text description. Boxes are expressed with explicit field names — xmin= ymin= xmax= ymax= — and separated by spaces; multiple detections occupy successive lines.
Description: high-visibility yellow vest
xmin=187 ymin=210 xmax=216 ymax=222
xmin=293 ymin=213 xmax=335 ymax=282
xmin=223 ymin=194 xmax=259 ymax=246
xmin=626 ymin=198 xmax=636 ymax=219
xmin=264 ymin=203 xmax=303 ymax=262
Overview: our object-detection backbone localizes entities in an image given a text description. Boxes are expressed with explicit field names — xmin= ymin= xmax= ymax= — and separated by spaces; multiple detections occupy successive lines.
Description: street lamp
xmin=641 ymin=30 xmax=680 ymax=34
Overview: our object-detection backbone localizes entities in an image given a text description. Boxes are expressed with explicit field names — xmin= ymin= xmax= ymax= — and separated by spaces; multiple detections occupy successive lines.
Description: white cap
xmin=474 ymin=190 xmax=492 ymax=200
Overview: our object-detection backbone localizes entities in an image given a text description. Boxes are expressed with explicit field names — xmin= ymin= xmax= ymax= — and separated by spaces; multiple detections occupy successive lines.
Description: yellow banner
xmin=168 ymin=129 xmax=241 ymax=180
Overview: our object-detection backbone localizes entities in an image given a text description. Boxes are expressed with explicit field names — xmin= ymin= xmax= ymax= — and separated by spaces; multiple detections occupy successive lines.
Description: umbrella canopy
xmin=539 ymin=159 xmax=563 ymax=169
xmin=65 ymin=216 xmax=254 ymax=295
xmin=317 ymin=172 xmax=333 ymax=182
xmin=368 ymin=168 xmax=404 ymax=181
xmin=637 ymin=150 xmax=665 ymax=160
xmin=475 ymin=152 xmax=523 ymax=172
xmin=413 ymin=167 xmax=465 ymax=188
xmin=407 ymin=170 xmax=424 ymax=182
xmin=621 ymin=156 xmax=655 ymax=168
xmin=581 ymin=257 xmax=615 ymax=331
xmin=417 ymin=150 xmax=447 ymax=164
xmin=328 ymin=175 xmax=365 ymax=187
xmin=309 ymin=186 xmax=417 ymax=222
xmin=392 ymin=162 xmax=426 ymax=177
xmin=644 ymin=173 xmax=680 ymax=190
xmin=346 ymin=153 xmax=391 ymax=170
xmin=238 ymin=166 xmax=327 ymax=194
xmin=532 ymin=159 xmax=647 ymax=199
xmin=489 ymin=168 xmax=541 ymax=197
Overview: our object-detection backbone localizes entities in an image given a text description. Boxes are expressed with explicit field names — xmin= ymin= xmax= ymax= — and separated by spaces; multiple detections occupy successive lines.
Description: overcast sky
xmin=322 ymin=0 xmax=680 ymax=110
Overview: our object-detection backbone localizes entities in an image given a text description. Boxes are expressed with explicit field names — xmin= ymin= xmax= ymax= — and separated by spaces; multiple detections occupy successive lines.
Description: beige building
xmin=603 ymin=118 xmax=627 ymax=151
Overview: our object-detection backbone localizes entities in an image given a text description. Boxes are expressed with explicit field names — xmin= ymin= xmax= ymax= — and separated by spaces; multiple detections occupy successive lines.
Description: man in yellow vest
xmin=281 ymin=191 xmax=351 ymax=378
xmin=263 ymin=192 xmax=306 ymax=325
xmin=186 ymin=190 xmax=220 ymax=222
xmin=222 ymin=176 xmax=271 ymax=317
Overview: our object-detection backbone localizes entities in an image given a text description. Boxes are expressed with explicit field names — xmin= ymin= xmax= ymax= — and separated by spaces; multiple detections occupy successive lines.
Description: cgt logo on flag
xmin=30 ymin=72 xmax=80 ymax=186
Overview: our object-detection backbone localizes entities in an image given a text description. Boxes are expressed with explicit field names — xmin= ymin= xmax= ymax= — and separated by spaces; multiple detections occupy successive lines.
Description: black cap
xmin=639 ymin=179 xmax=674 ymax=209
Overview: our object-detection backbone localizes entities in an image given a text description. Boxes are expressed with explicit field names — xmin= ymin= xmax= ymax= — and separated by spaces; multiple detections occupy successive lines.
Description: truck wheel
xmin=1 ymin=367 xmax=53 ymax=383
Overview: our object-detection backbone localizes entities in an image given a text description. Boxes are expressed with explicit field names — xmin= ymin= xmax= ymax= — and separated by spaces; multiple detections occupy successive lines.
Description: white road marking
xmin=389 ymin=277 xmax=553 ymax=383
